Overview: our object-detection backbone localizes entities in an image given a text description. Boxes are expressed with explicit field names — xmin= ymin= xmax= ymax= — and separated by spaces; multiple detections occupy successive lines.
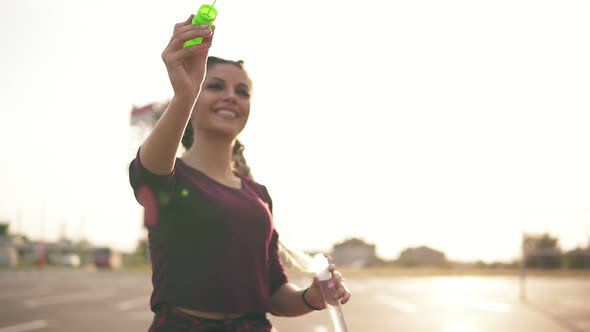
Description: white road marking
xmin=434 ymin=297 xmax=511 ymax=313
xmin=313 ymin=325 xmax=329 ymax=332
xmin=0 ymin=320 xmax=49 ymax=332
xmin=444 ymin=322 xmax=482 ymax=332
xmin=0 ymin=287 xmax=50 ymax=300
xmin=558 ymin=297 xmax=586 ymax=308
xmin=23 ymin=290 xmax=115 ymax=308
xmin=374 ymin=294 xmax=417 ymax=314
xmin=128 ymin=311 xmax=154 ymax=320
xmin=115 ymin=296 xmax=149 ymax=311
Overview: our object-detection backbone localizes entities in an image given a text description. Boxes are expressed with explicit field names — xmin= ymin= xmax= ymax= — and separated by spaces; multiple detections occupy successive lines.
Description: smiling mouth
xmin=214 ymin=109 xmax=239 ymax=119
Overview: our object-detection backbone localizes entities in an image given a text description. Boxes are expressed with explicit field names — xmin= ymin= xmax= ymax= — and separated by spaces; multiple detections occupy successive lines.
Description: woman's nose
xmin=222 ymin=89 xmax=237 ymax=101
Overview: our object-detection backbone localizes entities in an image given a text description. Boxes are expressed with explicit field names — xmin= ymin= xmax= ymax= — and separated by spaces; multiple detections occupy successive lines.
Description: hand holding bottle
xmin=305 ymin=263 xmax=351 ymax=308
xmin=306 ymin=255 xmax=351 ymax=332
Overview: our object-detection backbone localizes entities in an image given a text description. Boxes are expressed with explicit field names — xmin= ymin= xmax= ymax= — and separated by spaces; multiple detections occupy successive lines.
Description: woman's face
xmin=192 ymin=63 xmax=252 ymax=139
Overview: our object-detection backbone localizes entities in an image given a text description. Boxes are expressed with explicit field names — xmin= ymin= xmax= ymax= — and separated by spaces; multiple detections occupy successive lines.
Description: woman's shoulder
xmin=237 ymin=174 xmax=267 ymax=192
xmin=236 ymin=174 xmax=271 ymax=201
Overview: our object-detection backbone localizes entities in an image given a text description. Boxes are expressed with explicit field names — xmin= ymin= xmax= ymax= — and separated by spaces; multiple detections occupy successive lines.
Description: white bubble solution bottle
xmin=313 ymin=253 xmax=349 ymax=332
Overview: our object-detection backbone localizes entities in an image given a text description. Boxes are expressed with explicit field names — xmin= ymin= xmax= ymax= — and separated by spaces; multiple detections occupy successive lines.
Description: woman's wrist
xmin=171 ymin=92 xmax=198 ymax=105
xmin=301 ymin=287 xmax=323 ymax=311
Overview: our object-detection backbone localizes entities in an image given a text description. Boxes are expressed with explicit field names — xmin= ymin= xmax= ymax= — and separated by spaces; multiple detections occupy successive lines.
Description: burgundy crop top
xmin=128 ymin=149 xmax=289 ymax=314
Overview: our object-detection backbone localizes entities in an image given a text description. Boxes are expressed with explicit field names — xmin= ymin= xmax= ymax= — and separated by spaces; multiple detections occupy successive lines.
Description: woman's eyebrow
xmin=207 ymin=77 xmax=249 ymax=90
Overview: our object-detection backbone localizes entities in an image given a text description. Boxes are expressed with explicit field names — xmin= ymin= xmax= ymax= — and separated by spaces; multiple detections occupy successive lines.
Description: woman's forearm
xmin=139 ymin=94 xmax=196 ymax=175
xmin=270 ymin=283 xmax=317 ymax=317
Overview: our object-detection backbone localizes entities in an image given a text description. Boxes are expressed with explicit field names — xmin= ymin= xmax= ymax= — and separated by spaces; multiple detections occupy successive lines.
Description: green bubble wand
xmin=207 ymin=0 xmax=217 ymax=14
xmin=183 ymin=0 xmax=218 ymax=48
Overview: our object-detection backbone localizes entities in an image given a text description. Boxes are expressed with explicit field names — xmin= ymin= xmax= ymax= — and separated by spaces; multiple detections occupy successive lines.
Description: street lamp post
xmin=519 ymin=231 xmax=527 ymax=302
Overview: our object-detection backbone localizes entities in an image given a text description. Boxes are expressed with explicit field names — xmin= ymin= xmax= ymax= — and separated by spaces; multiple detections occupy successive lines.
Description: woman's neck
xmin=182 ymin=132 xmax=236 ymax=181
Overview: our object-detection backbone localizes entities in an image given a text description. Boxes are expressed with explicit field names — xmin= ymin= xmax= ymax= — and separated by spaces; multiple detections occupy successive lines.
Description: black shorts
xmin=148 ymin=303 xmax=277 ymax=332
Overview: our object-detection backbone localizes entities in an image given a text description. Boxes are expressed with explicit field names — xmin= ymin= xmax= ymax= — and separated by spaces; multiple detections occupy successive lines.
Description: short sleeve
xmin=268 ymin=229 xmax=289 ymax=296
xmin=128 ymin=148 xmax=176 ymax=227
xmin=258 ymin=185 xmax=273 ymax=213
xmin=260 ymin=185 xmax=288 ymax=294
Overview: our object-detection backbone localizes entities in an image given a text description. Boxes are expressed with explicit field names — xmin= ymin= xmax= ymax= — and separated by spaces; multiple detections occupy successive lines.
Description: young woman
xmin=128 ymin=15 xmax=351 ymax=331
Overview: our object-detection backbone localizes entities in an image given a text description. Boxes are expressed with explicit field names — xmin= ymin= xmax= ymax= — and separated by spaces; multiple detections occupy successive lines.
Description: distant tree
xmin=538 ymin=234 xmax=559 ymax=249
xmin=0 ymin=223 xmax=9 ymax=236
xmin=563 ymin=248 xmax=590 ymax=269
xmin=523 ymin=233 xmax=562 ymax=269
xmin=135 ymin=238 xmax=150 ymax=262
xmin=474 ymin=260 xmax=488 ymax=269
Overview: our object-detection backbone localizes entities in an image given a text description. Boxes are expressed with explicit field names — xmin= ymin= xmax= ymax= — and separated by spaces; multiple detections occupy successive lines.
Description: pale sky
xmin=1 ymin=0 xmax=589 ymax=263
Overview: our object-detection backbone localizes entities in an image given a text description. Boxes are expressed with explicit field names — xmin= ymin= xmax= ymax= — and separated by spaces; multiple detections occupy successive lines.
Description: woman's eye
xmin=237 ymin=89 xmax=250 ymax=97
xmin=207 ymin=83 xmax=223 ymax=90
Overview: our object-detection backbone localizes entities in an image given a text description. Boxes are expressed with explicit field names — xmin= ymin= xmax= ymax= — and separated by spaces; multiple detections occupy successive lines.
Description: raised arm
xmin=139 ymin=15 xmax=214 ymax=175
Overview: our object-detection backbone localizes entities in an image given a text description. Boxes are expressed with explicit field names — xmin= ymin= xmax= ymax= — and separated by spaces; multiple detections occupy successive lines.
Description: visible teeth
xmin=216 ymin=110 xmax=237 ymax=118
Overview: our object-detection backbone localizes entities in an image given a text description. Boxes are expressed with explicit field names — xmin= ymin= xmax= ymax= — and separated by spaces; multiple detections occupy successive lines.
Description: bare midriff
xmin=176 ymin=306 xmax=246 ymax=320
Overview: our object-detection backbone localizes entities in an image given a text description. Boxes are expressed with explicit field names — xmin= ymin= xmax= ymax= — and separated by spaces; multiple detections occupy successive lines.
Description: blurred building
xmin=397 ymin=246 xmax=448 ymax=267
xmin=94 ymin=247 xmax=123 ymax=269
xmin=0 ymin=238 xmax=18 ymax=267
xmin=130 ymin=102 xmax=167 ymax=127
xmin=330 ymin=238 xmax=379 ymax=268
xmin=0 ymin=223 xmax=18 ymax=267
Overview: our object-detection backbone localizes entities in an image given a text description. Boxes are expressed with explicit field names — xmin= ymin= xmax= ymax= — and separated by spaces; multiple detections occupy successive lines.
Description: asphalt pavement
xmin=0 ymin=268 xmax=588 ymax=332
